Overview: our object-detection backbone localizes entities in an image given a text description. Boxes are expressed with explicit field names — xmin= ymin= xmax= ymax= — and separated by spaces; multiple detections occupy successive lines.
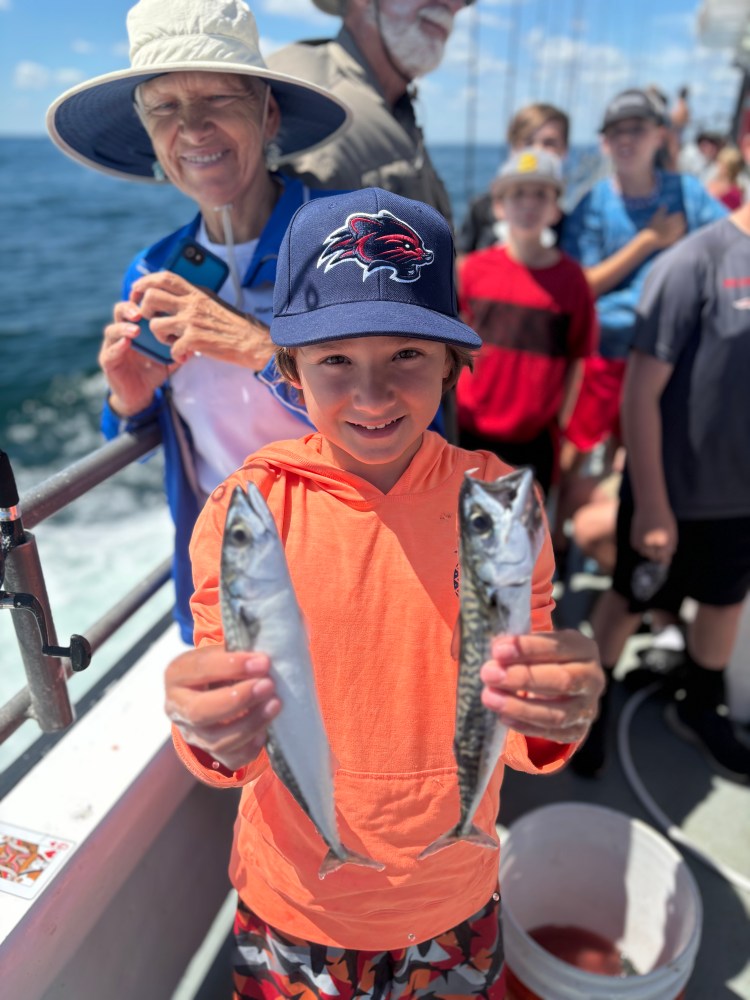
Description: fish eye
xmin=230 ymin=525 xmax=250 ymax=544
xmin=469 ymin=508 xmax=493 ymax=535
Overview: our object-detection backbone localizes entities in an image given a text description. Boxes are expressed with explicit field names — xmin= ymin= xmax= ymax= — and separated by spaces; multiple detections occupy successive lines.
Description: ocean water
xmin=0 ymin=137 xmax=600 ymax=768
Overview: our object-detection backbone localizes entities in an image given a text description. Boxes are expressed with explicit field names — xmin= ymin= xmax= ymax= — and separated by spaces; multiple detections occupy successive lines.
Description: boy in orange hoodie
xmin=164 ymin=189 xmax=603 ymax=999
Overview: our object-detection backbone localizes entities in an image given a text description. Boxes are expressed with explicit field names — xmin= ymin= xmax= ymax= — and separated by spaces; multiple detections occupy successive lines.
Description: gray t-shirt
xmin=633 ymin=216 xmax=750 ymax=519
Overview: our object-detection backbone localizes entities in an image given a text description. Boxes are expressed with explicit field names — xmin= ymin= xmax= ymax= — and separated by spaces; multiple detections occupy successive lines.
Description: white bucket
xmin=499 ymin=803 xmax=702 ymax=1000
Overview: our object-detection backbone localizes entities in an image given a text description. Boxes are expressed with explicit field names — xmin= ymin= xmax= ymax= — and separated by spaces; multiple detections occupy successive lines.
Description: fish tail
xmin=318 ymin=845 xmax=386 ymax=880
xmin=418 ymin=823 xmax=497 ymax=860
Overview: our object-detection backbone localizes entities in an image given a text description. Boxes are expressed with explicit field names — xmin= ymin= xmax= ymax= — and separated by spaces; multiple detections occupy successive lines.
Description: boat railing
xmin=0 ymin=426 xmax=171 ymax=746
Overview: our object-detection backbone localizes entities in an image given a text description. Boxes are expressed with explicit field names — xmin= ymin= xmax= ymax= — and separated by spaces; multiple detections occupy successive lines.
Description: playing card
xmin=0 ymin=821 xmax=75 ymax=899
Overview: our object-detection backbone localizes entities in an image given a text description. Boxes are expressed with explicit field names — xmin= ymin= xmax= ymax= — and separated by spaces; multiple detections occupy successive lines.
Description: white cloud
xmin=56 ymin=68 xmax=85 ymax=86
xmin=0 ymin=0 xmax=11 ymax=11
xmin=13 ymin=62 xmax=50 ymax=90
xmin=71 ymin=39 xmax=94 ymax=55
xmin=443 ymin=26 xmax=508 ymax=76
xmin=652 ymin=11 xmax=696 ymax=34
xmin=13 ymin=62 xmax=85 ymax=91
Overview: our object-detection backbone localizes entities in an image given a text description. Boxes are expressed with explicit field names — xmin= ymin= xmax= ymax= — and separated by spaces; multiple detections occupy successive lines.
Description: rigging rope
xmin=463 ymin=0 xmax=481 ymax=207
xmin=563 ymin=0 xmax=585 ymax=113
xmin=502 ymin=0 xmax=524 ymax=140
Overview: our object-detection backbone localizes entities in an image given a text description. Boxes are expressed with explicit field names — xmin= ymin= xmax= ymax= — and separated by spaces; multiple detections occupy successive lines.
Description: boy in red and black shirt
xmin=456 ymin=149 xmax=598 ymax=493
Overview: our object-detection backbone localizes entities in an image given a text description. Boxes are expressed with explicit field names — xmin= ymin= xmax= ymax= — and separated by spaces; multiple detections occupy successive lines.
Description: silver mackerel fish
xmin=420 ymin=467 xmax=545 ymax=858
xmin=221 ymin=484 xmax=384 ymax=878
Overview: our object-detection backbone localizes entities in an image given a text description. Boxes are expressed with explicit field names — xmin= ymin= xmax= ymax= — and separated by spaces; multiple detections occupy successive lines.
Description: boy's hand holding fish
xmin=480 ymin=630 xmax=604 ymax=745
xmin=165 ymin=627 xmax=603 ymax=773
xmin=165 ymin=646 xmax=281 ymax=772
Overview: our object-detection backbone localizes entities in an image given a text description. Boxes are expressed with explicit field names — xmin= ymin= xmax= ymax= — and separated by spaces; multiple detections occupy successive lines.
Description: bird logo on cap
xmin=318 ymin=209 xmax=434 ymax=283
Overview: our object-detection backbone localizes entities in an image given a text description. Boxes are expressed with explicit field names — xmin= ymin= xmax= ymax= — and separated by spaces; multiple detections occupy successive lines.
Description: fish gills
xmin=419 ymin=468 xmax=545 ymax=859
xmin=220 ymin=484 xmax=384 ymax=878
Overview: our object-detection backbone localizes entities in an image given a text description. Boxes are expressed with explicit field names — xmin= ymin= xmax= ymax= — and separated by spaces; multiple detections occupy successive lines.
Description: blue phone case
xmin=131 ymin=240 xmax=230 ymax=364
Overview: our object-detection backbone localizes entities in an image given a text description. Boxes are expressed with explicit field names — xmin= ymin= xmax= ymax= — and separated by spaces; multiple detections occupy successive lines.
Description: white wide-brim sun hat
xmin=46 ymin=0 xmax=350 ymax=184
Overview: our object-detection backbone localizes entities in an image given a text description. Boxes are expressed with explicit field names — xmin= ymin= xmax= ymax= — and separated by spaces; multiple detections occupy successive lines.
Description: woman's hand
xmin=99 ymin=300 xmax=176 ymax=416
xmin=130 ymin=271 xmax=275 ymax=370
xmin=480 ymin=630 xmax=604 ymax=745
xmin=165 ymin=645 xmax=282 ymax=772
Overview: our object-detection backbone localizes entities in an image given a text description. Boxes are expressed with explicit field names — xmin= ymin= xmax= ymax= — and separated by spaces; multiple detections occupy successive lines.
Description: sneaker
xmin=570 ymin=684 xmax=612 ymax=778
xmin=664 ymin=700 xmax=750 ymax=784
xmin=649 ymin=623 xmax=686 ymax=653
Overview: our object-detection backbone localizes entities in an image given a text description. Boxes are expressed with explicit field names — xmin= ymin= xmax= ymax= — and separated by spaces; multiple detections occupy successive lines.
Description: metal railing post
xmin=1 ymin=449 xmax=75 ymax=733
xmin=3 ymin=533 xmax=75 ymax=731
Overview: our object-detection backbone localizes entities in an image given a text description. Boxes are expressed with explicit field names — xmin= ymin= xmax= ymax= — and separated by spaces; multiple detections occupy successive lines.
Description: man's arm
xmin=621 ymin=350 xmax=677 ymax=561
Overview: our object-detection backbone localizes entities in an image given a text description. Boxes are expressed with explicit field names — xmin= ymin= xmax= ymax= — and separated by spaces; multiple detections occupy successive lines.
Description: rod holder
xmin=0 ymin=591 xmax=92 ymax=672
xmin=0 ymin=450 xmax=77 ymax=731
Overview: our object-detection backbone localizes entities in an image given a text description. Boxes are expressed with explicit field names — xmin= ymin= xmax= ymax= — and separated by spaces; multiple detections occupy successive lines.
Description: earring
xmin=152 ymin=160 xmax=166 ymax=182
xmin=264 ymin=140 xmax=282 ymax=173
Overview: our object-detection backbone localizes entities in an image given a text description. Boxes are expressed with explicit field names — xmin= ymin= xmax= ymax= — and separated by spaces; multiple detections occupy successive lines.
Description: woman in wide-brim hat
xmin=47 ymin=0 xmax=348 ymax=184
xmin=45 ymin=0 xmax=351 ymax=647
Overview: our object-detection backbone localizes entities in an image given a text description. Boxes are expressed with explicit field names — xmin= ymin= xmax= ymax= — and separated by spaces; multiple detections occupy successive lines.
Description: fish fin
xmin=417 ymin=830 xmax=460 ymax=860
xmin=418 ymin=824 xmax=497 ymax=860
xmin=318 ymin=846 xmax=386 ymax=880
xmin=463 ymin=825 xmax=498 ymax=851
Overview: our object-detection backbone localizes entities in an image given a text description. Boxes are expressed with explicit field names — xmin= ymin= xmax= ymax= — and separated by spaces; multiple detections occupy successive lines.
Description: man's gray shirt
xmin=633 ymin=216 xmax=750 ymax=519
xmin=268 ymin=28 xmax=453 ymax=225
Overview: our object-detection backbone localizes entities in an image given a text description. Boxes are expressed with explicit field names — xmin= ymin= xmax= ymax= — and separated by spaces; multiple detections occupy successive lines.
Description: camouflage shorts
xmin=232 ymin=891 xmax=505 ymax=999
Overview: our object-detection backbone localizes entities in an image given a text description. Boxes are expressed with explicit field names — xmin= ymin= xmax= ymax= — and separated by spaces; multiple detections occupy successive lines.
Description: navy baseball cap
xmin=271 ymin=188 xmax=482 ymax=349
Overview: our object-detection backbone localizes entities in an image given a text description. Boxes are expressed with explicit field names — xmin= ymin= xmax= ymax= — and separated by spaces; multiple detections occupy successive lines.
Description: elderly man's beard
xmin=374 ymin=3 xmax=455 ymax=79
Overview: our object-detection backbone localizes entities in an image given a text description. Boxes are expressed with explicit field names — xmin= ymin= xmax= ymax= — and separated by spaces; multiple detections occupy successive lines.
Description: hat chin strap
xmin=213 ymin=204 xmax=243 ymax=307
xmin=209 ymin=85 xmax=275 ymax=308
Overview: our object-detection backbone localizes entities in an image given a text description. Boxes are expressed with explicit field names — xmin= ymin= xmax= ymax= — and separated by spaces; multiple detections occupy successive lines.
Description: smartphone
xmin=130 ymin=239 xmax=230 ymax=364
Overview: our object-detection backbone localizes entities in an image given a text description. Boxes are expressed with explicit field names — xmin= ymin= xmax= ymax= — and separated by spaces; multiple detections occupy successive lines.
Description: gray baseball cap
xmin=600 ymin=89 xmax=666 ymax=132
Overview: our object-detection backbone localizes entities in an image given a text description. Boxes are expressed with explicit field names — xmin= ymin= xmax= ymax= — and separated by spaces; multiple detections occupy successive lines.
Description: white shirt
xmin=170 ymin=226 xmax=305 ymax=496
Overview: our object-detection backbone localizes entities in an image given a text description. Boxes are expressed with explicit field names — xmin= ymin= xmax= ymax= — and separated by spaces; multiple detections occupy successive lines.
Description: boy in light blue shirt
xmin=561 ymin=88 xmax=726 ymax=458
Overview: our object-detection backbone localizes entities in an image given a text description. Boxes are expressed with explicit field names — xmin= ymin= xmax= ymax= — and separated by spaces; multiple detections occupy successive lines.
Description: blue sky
xmin=0 ymin=0 xmax=743 ymax=146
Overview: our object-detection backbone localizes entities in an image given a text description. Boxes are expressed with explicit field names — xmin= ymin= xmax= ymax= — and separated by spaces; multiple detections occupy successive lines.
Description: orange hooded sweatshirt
xmin=175 ymin=431 xmax=571 ymax=950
